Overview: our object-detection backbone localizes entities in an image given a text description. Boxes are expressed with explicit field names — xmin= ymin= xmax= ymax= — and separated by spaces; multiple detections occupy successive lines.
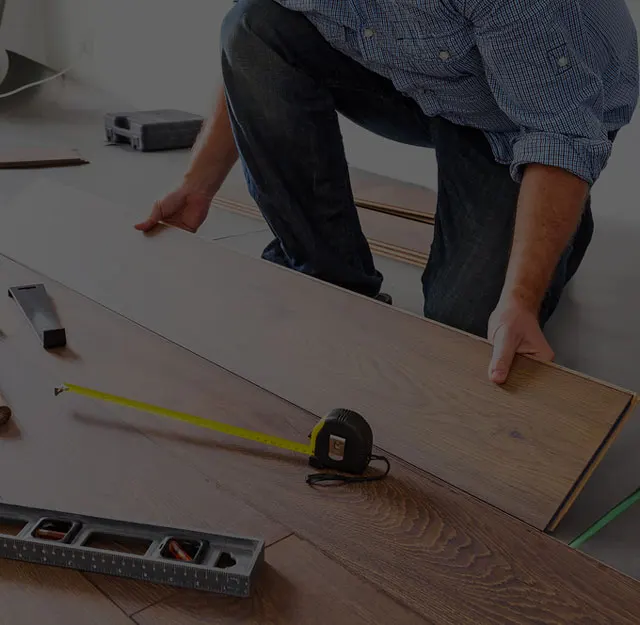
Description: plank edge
xmin=546 ymin=393 xmax=640 ymax=532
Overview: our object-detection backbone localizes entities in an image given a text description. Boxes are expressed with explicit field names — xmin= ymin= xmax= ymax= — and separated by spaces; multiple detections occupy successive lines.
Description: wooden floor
xmin=1 ymin=256 xmax=640 ymax=624
xmin=0 ymin=179 xmax=635 ymax=533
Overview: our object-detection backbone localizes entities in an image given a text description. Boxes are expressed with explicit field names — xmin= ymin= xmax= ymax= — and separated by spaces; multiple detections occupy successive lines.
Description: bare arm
xmin=135 ymin=86 xmax=240 ymax=233
xmin=183 ymin=85 xmax=239 ymax=197
xmin=499 ymin=163 xmax=589 ymax=312
xmin=487 ymin=164 xmax=588 ymax=383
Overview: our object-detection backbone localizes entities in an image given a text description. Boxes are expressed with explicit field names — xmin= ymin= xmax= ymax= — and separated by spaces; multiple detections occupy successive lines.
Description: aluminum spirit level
xmin=0 ymin=502 xmax=263 ymax=596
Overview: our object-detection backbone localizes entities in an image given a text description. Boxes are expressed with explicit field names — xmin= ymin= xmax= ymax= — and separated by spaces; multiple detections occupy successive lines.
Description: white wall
xmin=43 ymin=0 xmax=639 ymax=192
xmin=1 ymin=0 xmax=48 ymax=65
xmin=42 ymin=0 xmax=437 ymax=187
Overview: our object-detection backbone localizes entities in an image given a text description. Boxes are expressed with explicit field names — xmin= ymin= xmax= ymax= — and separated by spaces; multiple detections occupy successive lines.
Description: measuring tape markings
xmin=57 ymin=383 xmax=313 ymax=456
xmin=55 ymin=383 xmax=390 ymax=484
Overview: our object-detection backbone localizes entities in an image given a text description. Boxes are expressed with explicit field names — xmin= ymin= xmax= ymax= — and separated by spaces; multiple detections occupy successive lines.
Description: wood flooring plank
xmin=0 ymin=560 xmax=135 ymax=625
xmin=0 ymin=146 xmax=89 ymax=168
xmin=0 ymin=179 xmax=636 ymax=532
xmin=356 ymin=204 xmax=433 ymax=262
xmin=348 ymin=165 xmax=437 ymax=223
xmin=0 ymin=256 xmax=639 ymax=623
xmin=0 ymin=260 xmax=290 ymax=616
xmin=214 ymin=192 xmax=433 ymax=267
xmin=218 ymin=162 xmax=437 ymax=223
xmin=133 ymin=536 xmax=431 ymax=625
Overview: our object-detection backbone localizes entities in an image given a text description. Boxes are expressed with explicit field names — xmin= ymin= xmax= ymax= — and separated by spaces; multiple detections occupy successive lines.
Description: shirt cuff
xmin=510 ymin=131 xmax=613 ymax=186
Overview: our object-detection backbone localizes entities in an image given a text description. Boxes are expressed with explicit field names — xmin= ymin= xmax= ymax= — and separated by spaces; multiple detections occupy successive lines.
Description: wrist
xmin=183 ymin=150 xmax=237 ymax=199
xmin=497 ymin=285 xmax=540 ymax=315
xmin=182 ymin=170 xmax=220 ymax=199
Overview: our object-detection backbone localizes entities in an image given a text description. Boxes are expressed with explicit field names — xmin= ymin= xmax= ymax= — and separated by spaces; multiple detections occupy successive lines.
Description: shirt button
xmin=363 ymin=28 xmax=375 ymax=38
xmin=557 ymin=56 xmax=569 ymax=67
xmin=439 ymin=50 xmax=451 ymax=60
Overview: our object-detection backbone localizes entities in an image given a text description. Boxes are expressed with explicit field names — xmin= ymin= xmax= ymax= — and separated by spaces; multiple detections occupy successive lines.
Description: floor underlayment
xmin=0 ymin=31 xmax=639 ymax=582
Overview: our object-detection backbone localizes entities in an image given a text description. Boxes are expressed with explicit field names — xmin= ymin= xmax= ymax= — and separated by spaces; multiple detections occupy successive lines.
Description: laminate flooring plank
xmin=1 ymin=257 xmax=639 ymax=623
xmin=0 ymin=179 xmax=636 ymax=531
xmin=133 ymin=535 xmax=431 ymax=625
xmin=356 ymin=204 xmax=433 ymax=262
xmin=349 ymin=165 xmax=437 ymax=222
xmin=219 ymin=162 xmax=437 ymax=223
xmin=214 ymin=193 xmax=433 ymax=266
xmin=0 ymin=146 xmax=89 ymax=168
xmin=0 ymin=260 xmax=290 ymax=616
xmin=0 ymin=560 xmax=135 ymax=625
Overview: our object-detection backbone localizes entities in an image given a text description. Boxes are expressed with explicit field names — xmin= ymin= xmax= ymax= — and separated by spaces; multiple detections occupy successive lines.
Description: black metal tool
xmin=0 ymin=388 xmax=11 ymax=426
xmin=8 ymin=283 xmax=66 ymax=349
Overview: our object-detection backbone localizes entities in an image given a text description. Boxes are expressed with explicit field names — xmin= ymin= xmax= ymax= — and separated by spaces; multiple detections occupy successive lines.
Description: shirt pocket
xmin=392 ymin=21 xmax=479 ymax=78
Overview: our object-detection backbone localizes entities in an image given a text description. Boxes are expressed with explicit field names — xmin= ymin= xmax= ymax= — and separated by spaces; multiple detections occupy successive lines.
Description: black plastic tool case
xmin=105 ymin=109 xmax=204 ymax=151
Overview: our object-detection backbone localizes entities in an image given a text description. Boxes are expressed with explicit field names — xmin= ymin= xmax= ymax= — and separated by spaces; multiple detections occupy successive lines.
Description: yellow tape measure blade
xmin=56 ymin=383 xmax=313 ymax=456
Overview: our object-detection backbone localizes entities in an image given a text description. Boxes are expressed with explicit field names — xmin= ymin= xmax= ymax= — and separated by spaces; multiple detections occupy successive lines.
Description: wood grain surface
xmin=0 ymin=257 xmax=638 ymax=623
xmin=133 ymin=536 xmax=431 ymax=625
xmin=0 ymin=260 xmax=290 ymax=617
xmin=0 ymin=559 xmax=135 ymax=625
xmin=1 ymin=179 xmax=634 ymax=531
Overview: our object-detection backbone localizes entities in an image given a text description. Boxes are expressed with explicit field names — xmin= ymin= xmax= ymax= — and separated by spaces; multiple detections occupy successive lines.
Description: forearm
xmin=184 ymin=85 xmax=239 ymax=195
xmin=500 ymin=164 xmax=589 ymax=312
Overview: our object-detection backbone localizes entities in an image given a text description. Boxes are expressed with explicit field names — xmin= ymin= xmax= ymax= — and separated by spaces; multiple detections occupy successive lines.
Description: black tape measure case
xmin=307 ymin=409 xmax=389 ymax=485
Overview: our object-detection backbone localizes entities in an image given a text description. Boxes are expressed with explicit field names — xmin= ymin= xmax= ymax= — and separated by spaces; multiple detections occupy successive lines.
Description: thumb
xmin=489 ymin=324 xmax=518 ymax=385
xmin=134 ymin=201 xmax=163 ymax=232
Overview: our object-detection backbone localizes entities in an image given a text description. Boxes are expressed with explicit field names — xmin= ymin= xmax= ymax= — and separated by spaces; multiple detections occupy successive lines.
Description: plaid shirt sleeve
xmin=461 ymin=0 xmax=615 ymax=185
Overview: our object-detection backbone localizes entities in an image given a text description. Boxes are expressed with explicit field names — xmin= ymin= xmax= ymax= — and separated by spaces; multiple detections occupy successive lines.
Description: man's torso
xmin=272 ymin=0 xmax=639 ymax=136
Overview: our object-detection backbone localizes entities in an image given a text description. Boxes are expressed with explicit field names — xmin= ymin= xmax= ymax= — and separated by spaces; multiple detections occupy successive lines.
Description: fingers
xmin=164 ymin=217 xmax=197 ymax=234
xmin=489 ymin=324 xmax=519 ymax=385
xmin=134 ymin=202 xmax=163 ymax=232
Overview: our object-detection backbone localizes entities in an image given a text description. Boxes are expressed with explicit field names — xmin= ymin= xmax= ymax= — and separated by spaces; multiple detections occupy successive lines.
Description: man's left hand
xmin=487 ymin=300 xmax=554 ymax=384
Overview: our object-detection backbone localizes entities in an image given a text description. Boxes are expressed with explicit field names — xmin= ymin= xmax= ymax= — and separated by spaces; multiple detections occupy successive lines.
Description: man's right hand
xmin=134 ymin=185 xmax=213 ymax=234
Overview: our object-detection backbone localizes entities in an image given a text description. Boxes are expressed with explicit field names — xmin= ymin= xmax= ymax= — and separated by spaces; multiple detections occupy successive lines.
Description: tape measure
xmin=54 ymin=384 xmax=390 ymax=485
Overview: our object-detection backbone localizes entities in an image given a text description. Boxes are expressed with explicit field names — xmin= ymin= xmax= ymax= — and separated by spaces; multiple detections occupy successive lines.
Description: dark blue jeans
xmin=220 ymin=0 xmax=595 ymax=337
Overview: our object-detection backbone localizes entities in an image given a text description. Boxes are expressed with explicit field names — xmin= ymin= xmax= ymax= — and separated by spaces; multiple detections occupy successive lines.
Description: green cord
xmin=569 ymin=487 xmax=640 ymax=549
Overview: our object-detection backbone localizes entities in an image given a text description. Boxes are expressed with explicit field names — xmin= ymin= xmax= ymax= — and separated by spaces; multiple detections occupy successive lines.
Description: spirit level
xmin=0 ymin=502 xmax=263 ymax=596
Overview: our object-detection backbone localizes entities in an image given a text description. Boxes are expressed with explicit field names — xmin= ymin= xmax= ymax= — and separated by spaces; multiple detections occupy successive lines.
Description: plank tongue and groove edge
xmin=0 ymin=178 xmax=636 ymax=532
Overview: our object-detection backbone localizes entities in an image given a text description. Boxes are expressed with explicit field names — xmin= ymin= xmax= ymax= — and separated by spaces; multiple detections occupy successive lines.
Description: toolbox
xmin=104 ymin=109 xmax=204 ymax=151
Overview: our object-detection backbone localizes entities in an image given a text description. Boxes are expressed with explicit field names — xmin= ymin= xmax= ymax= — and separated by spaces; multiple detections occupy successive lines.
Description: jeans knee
xmin=220 ymin=0 xmax=285 ymax=68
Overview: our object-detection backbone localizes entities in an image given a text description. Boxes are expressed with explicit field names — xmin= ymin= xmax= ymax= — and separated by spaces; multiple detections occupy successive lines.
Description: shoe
xmin=374 ymin=292 xmax=393 ymax=305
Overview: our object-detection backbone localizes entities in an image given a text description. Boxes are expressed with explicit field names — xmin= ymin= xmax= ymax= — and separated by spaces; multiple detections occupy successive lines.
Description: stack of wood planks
xmin=215 ymin=164 xmax=435 ymax=268
xmin=0 ymin=178 xmax=639 ymax=624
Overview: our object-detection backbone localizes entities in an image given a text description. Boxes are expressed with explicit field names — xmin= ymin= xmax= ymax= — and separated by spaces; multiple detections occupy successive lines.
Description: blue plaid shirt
xmin=261 ymin=0 xmax=639 ymax=185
